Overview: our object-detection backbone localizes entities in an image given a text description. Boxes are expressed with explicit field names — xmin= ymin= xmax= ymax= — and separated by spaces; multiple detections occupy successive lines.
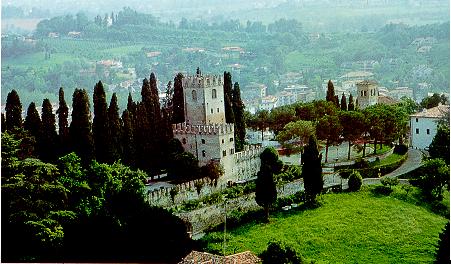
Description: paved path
xmin=383 ymin=148 xmax=423 ymax=178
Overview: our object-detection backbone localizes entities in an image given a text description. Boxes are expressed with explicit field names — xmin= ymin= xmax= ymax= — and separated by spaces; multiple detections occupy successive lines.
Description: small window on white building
xmin=416 ymin=128 xmax=419 ymax=134
xmin=202 ymin=150 xmax=206 ymax=157
xmin=211 ymin=108 xmax=213 ymax=114
xmin=192 ymin=90 xmax=197 ymax=101
xmin=201 ymin=139 xmax=205 ymax=144
xmin=427 ymin=129 xmax=430 ymax=135
xmin=416 ymin=118 xmax=418 ymax=122
xmin=230 ymin=148 xmax=234 ymax=155
xmin=217 ymin=108 xmax=220 ymax=113
xmin=230 ymin=137 xmax=234 ymax=142
xmin=222 ymin=150 xmax=227 ymax=157
xmin=222 ymin=139 xmax=224 ymax=144
xmin=212 ymin=89 xmax=217 ymax=99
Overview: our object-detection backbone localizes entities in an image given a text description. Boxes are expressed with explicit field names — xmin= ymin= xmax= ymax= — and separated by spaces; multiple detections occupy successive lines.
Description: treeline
xmin=248 ymin=81 xmax=413 ymax=162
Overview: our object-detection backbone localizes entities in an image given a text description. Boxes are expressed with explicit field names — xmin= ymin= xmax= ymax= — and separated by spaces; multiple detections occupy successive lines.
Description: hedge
xmin=338 ymin=154 xmax=407 ymax=179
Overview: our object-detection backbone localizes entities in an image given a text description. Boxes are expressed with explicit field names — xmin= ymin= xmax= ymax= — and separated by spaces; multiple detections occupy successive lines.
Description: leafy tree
xmin=5 ymin=89 xmax=23 ymax=131
xmin=325 ymin=80 xmax=335 ymax=103
xmin=70 ymin=89 xmax=94 ymax=165
xmin=269 ymin=106 xmax=296 ymax=135
xmin=107 ymin=93 xmax=122 ymax=163
xmin=232 ymin=82 xmax=246 ymax=151
xmin=255 ymin=163 xmax=277 ymax=222
xmin=92 ymin=81 xmax=109 ymax=163
xmin=24 ymin=102 xmax=42 ymax=147
xmin=167 ymin=139 xmax=200 ymax=181
xmin=39 ymin=99 xmax=58 ymax=162
xmin=260 ymin=241 xmax=304 ymax=264
xmin=348 ymin=94 xmax=355 ymax=111
xmin=435 ymin=222 xmax=450 ymax=264
xmin=429 ymin=125 xmax=450 ymax=164
xmin=57 ymin=87 xmax=70 ymax=155
xmin=276 ymin=120 xmax=315 ymax=151
xmin=340 ymin=93 xmax=347 ymax=111
xmin=200 ymin=160 xmax=224 ymax=186
xmin=412 ymin=158 xmax=449 ymax=201
xmin=347 ymin=170 xmax=363 ymax=191
xmin=172 ymin=73 xmax=185 ymax=123
xmin=420 ymin=93 xmax=448 ymax=109
xmin=301 ymin=136 xmax=323 ymax=204
xmin=260 ymin=147 xmax=283 ymax=174
xmin=248 ymin=109 xmax=270 ymax=140
xmin=398 ymin=97 xmax=419 ymax=115
xmin=316 ymin=114 xmax=342 ymax=162
xmin=339 ymin=111 xmax=365 ymax=160
xmin=223 ymin=71 xmax=235 ymax=123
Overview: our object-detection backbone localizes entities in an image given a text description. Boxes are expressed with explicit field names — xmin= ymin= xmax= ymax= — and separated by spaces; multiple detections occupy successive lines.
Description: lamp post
xmin=223 ymin=195 xmax=228 ymax=257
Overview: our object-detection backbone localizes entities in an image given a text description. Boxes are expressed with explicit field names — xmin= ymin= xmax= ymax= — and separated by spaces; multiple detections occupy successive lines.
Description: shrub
xmin=371 ymin=185 xmax=393 ymax=195
xmin=354 ymin=158 xmax=369 ymax=169
xmin=348 ymin=171 xmax=363 ymax=192
xmin=393 ymin=144 xmax=408 ymax=155
xmin=381 ymin=177 xmax=399 ymax=189
xmin=410 ymin=159 xmax=449 ymax=201
xmin=259 ymin=241 xmax=305 ymax=264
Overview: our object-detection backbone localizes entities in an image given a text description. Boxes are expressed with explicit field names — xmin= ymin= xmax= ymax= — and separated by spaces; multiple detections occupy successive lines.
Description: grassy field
xmin=2 ymin=52 xmax=77 ymax=69
xmin=201 ymin=189 xmax=448 ymax=263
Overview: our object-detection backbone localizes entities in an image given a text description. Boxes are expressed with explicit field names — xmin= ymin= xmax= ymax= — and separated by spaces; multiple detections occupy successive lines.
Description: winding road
xmin=382 ymin=148 xmax=424 ymax=178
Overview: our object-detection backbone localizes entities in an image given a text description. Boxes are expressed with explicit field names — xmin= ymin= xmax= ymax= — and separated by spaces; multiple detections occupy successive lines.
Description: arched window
xmin=192 ymin=90 xmax=197 ymax=101
xmin=212 ymin=89 xmax=217 ymax=99
xmin=202 ymin=150 xmax=206 ymax=157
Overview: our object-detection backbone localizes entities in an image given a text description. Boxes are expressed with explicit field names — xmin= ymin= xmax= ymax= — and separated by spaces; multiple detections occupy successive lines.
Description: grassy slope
xmin=202 ymin=190 xmax=448 ymax=263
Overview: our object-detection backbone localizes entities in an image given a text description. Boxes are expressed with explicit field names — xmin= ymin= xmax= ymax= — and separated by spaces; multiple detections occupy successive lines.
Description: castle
xmin=172 ymin=71 xmax=262 ymax=184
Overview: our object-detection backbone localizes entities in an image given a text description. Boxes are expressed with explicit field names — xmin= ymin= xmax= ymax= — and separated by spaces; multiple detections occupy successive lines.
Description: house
xmin=340 ymin=71 xmax=374 ymax=82
xmin=48 ymin=32 xmax=59 ymax=38
xmin=67 ymin=31 xmax=81 ymax=38
xmin=389 ymin=87 xmax=414 ymax=100
xmin=242 ymin=82 xmax=267 ymax=101
xmin=277 ymin=91 xmax=297 ymax=106
xmin=410 ymin=105 xmax=449 ymax=150
xmin=179 ymin=250 xmax=261 ymax=264
xmin=260 ymin=95 xmax=279 ymax=111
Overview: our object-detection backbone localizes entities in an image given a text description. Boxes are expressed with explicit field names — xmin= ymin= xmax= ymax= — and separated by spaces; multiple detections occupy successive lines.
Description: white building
xmin=260 ymin=95 xmax=278 ymax=111
xmin=410 ymin=105 xmax=449 ymax=150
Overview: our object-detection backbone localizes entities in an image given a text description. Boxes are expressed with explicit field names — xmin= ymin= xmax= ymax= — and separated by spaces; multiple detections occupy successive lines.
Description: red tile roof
xmin=179 ymin=250 xmax=261 ymax=264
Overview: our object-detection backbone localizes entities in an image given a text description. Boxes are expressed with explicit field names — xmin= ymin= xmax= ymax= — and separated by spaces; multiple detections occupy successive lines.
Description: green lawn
xmin=102 ymin=44 xmax=145 ymax=56
xmin=374 ymin=153 xmax=405 ymax=167
xmin=201 ymin=189 xmax=448 ymax=263
xmin=2 ymin=52 xmax=77 ymax=69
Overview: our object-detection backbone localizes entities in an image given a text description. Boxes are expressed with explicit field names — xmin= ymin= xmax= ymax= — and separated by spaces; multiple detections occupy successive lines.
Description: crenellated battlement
xmin=234 ymin=144 xmax=263 ymax=162
xmin=173 ymin=122 xmax=234 ymax=135
xmin=183 ymin=74 xmax=223 ymax=89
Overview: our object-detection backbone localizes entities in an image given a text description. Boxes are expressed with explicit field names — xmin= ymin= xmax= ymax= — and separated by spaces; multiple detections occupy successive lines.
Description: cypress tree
xmin=172 ymin=73 xmax=185 ymax=124
xmin=93 ymin=81 xmax=109 ymax=163
xmin=127 ymin=92 xmax=136 ymax=117
xmin=255 ymin=164 xmax=277 ymax=222
xmin=134 ymin=102 xmax=152 ymax=173
xmin=301 ymin=136 xmax=323 ymax=205
xmin=348 ymin=94 xmax=355 ymax=111
xmin=223 ymin=71 xmax=235 ymax=123
xmin=107 ymin=93 xmax=122 ymax=163
xmin=1 ymin=113 xmax=6 ymax=132
xmin=121 ymin=110 xmax=135 ymax=167
xmin=40 ymin=98 xmax=58 ymax=162
xmin=232 ymin=82 xmax=246 ymax=152
xmin=340 ymin=93 xmax=347 ymax=111
xmin=24 ymin=102 xmax=41 ymax=141
xmin=326 ymin=80 xmax=335 ymax=103
xmin=5 ymin=89 xmax=23 ymax=131
xmin=334 ymin=95 xmax=340 ymax=108
xmin=57 ymin=87 xmax=70 ymax=155
xmin=70 ymin=89 xmax=94 ymax=165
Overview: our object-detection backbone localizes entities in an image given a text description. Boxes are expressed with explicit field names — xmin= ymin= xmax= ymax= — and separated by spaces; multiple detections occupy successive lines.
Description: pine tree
xmin=24 ymin=102 xmax=41 ymax=141
xmin=326 ymin=80 xmax=335 ymax=103
xmin=232 ymin=82 xmax=246 ymax=152
xmin=40 ymin=99 xmax=58 ymax=162
xmin=255 ymin=164 xmax=277 ymax=222
xmin=107 ymin=93 xmax=122 ymax=163
xmin=172 ymin=73 xmax=185 ymax=124
xmin=121 ymin=110 xmax=135 ymax=167
xmin=301 ymin=136 xmax=323 ymax=205
xmin=340 ymin=93 xmax=347 ymax=111
xmin=348 ymin=94 xmax=355 ymax=111
xmin=57 ymin=87 xmax=70 ymax=155
xmin=127 ymin=92 xmax=136 ymax=116
xmin=5 ymin=89 xmax=23 ymax=131
xmin=70 ymin=89 xmax=94 ymax=165
xmin=93 ymin=81 xmax=109 ymax=163
xmin=223 ymin=71 xmax=235 ymax=123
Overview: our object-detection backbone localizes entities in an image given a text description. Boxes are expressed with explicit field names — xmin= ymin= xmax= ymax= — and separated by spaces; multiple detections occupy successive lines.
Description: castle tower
xmin=182 ymin=72 xmax=226 ymax=125
xmin=356 ymin=80 xmax=378 ymax=109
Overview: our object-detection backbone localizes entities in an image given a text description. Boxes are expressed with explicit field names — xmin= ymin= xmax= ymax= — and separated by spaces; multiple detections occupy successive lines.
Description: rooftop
xmin=340 ymin=71 xmax=373 ymax=79
xmin=410 ymin=105 xmax=450 ymax=118
xmin=179 ymin=250 xmax=261 ymax=264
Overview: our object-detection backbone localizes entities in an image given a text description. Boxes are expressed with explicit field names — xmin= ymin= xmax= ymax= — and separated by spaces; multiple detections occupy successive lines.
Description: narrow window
xmin=230 ymin=148 xmax=234 ymax=154
xmin=217 ymin=108 xmax=220 ymax=113
xmin=201 ymin=139 xmax=205 ymax=144
xmin=222 ymin=150 xmax=227 ymax=157
xmin=222 ymin=139 xmax=224 ymax=144
xmin=230 ymin=137 xmax=234 ymax=142
xmin=192 ymin=90 xmax=197 ymax=101
xmin=211 ymin=108 xmax=213 ymax=114
xmin=212 ymin=89 xmax=217 ymax=99
xmin=427 ymin=129 xmax=430 ymax=135
xmin=415 ymin=118 xmax=418 ymax=122
xmin=415 ymin=128 xmax=419 ymax=134
xmin=364 ymin=91 xmax=367 ymax=96
xmin=202 ymin=150 xmax=206 ymax=157
xmin=182 ymin=138 xmax=187 ymax=144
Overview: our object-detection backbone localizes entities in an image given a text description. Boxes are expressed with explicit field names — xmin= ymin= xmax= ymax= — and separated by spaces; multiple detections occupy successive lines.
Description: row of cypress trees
xmin=2 ymin=73 xmax=181 ymax=176
xmin=223 ymin=71 xmax=246 ymax=152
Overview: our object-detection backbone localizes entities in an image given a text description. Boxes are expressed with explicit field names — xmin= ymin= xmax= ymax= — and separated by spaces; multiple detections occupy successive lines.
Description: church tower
xmin=356 ymin=80 xmax=378 ymax=109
